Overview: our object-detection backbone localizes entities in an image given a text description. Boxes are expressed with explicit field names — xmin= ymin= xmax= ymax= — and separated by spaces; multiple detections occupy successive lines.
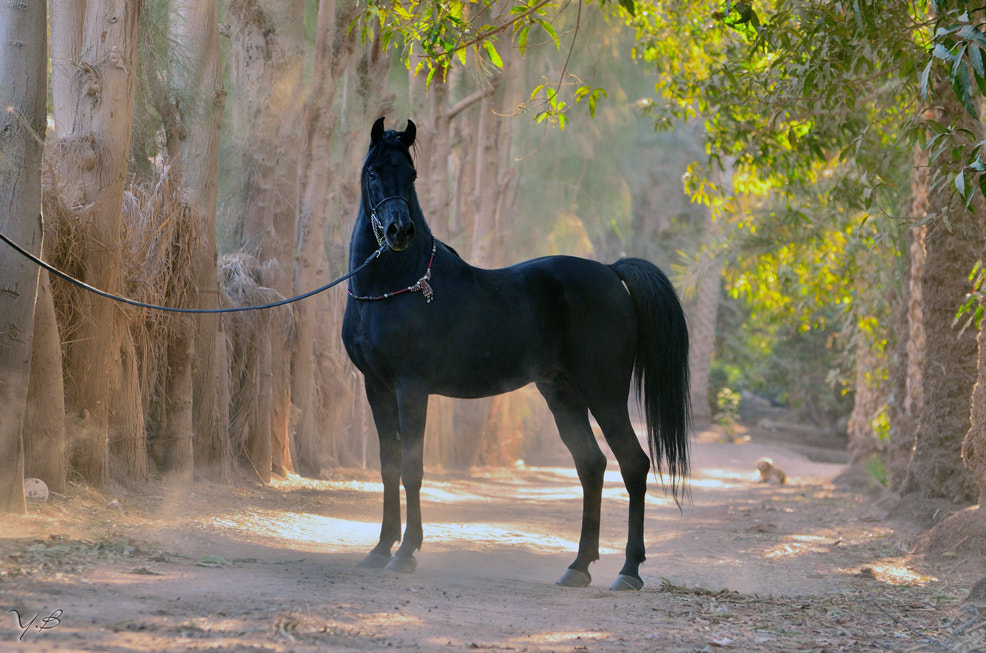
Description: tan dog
xmin=755 ymin=457 xmax=786 ymax=484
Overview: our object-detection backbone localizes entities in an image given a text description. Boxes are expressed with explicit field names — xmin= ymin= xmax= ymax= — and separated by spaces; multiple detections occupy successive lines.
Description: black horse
xmin=342 ymin=118 xmax=690 ymax=591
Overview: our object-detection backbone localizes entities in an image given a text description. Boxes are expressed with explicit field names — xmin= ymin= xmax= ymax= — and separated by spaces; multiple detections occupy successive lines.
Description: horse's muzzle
xmin=385 ymin=219 xmax=416 ymax=251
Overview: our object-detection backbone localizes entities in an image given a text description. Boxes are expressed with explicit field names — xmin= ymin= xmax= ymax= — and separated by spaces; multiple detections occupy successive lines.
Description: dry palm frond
xmin=219 ymin=253 xmax=292 ymax=458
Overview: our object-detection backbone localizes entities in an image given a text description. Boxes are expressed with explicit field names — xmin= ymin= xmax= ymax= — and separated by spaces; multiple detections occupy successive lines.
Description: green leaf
xmin=920 ymin=59 xmax=934 ymax=101
xmin=970 ymin=43 xmax=986 ymax=96
xmin=950 ymin=55 xmax=977 ymax=116
xmin=484 ymin=40 xmax=503 ymax=68
xmin=955 ymin=170 xmax=968 ymax=201
xmin=619 ymin=0 xmax=635 ymax=17
xmin=933 ymin=43 xmax=956 ymax=62
xmin=536 ymin=19 xmax=559 ymax=49
xmin=518 ymin=25 xmax=529 ymax=57
xmin=958 ymin=24 xmax=986 ymax=48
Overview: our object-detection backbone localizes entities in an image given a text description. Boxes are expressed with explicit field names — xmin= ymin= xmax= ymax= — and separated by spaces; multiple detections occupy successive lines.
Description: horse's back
xmin=482 ymin=255 xmax=639 ymax=388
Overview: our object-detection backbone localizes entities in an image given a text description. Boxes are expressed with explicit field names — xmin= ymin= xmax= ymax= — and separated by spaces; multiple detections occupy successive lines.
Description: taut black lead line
xmin=0 ymin=230 xmax=386 ymax=314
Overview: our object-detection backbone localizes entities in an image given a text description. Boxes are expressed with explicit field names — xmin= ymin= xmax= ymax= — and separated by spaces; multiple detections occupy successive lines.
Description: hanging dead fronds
xmin=42 ymin=154 xmax=204 ymax=478
xmin=220 ymin=253 xmax=294 ymax=464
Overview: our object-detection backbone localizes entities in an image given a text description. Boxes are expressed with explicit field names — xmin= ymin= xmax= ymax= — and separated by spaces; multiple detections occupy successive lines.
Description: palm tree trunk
xmin=901 ymin=81 xmax=981 ymax=502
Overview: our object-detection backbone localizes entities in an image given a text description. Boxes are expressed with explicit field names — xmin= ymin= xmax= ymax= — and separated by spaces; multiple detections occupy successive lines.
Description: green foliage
xmin=954 ymin=260 xmax=986 ymax=337
xmin=360 ymin=0 xmax=560 ymax=79
xmin=357 ymin=0 xmax=623 ymax=125
xmin=866 ymin=453 xmax=888 ymax=487
xmin=714 ymin=387 xmax=741 ymax=437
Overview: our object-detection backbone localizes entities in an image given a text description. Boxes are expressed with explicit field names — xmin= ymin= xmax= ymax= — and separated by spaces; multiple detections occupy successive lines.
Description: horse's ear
xmin=371 ymin=117 xmax=385 ymax=146
xmin=400 ymin=119 xmax=416 ymax=149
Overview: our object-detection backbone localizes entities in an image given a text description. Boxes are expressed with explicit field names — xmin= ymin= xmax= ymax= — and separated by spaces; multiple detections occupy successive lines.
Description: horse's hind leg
xmin=357 ymin=380 xmax=403 ymax=569
xmin=592 ymin=405 xmax=651 ymax=591
xmin=537 ymin=381 xmax=607 ymax=588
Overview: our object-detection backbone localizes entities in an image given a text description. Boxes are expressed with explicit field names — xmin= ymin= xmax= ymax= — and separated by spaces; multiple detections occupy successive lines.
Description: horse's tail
xmin=611 ymin=258 xmax=691 ymax=504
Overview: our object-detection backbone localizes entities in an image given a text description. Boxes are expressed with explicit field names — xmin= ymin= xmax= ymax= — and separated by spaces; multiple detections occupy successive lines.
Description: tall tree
xmin=0 ymin=0 xmax=47 ymax=512
xmin=292 ymin=0 xmax=361 ymax=476
xmin=57 ymin=0 xmax=144 ymax=488
xmin=900 ymin=75 xmax=981 ymax=502
xmin=170 ymin=0 xmax=232 ymax=480
xmin=226 ymin=0 xmax=305 ymax=480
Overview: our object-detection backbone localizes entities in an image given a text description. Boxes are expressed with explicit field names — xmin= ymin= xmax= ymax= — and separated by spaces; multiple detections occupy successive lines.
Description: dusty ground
xmin=1 ymin=427 xmax=985 ymax=652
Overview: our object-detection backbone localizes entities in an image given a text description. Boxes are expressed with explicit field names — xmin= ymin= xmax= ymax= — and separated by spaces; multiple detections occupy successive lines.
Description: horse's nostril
xmin=406 ymin=223 xmax=416 ymax=239
xmin=386 ymin=224 xmax=398 ymax=238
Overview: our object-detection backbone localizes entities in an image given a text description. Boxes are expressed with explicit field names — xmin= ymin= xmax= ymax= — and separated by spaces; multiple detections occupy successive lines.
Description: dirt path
xmin=1 ymin=436 xmax=983 ymax=652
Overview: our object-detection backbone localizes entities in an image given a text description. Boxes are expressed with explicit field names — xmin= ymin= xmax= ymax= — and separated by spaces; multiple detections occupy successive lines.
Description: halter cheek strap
xmin=369 ymin=196 xmax=410 ymax=247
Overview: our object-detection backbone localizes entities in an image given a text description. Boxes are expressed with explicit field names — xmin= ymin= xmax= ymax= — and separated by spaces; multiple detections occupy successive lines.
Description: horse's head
xmin=363 ymin=117 xmax=418 ymax=251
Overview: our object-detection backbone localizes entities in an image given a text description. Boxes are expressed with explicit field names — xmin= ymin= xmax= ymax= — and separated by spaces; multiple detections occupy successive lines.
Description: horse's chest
xmin=342 ymin=303 xmax=428 ymax=373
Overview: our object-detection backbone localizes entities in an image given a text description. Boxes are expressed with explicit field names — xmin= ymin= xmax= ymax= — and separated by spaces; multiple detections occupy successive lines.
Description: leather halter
xmin=368 ymin=195 xmax=410 ymax=248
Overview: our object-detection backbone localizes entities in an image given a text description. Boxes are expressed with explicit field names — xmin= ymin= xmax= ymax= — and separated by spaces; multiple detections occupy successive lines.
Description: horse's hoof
xmin=556 ymin=568 xmax=591 ymax=588
xmin=610 ymin=574 xmax=643 ymax=591
xmin=356 ymin=551 xmax=391 ymax=569
xmin=384 ymin=554 xmax=417 ymax=573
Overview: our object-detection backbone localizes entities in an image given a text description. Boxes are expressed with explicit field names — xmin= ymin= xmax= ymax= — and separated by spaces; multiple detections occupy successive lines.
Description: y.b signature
xmin=8 ymin=609 xmax=63 ymax=641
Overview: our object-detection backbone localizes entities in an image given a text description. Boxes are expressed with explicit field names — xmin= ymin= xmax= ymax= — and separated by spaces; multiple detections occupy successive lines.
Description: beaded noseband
xmin=348 ymin=237 xmax=437 ymax=303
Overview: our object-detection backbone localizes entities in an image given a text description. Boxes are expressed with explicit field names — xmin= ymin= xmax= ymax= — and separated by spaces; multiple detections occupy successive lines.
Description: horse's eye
xmin=367 ymin=168 xmax=378 ymax=179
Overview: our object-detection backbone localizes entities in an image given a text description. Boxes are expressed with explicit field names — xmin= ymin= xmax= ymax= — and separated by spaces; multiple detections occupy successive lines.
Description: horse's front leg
xmin=357 ymin=380 xmax=403 ymax=569
xmin=384 ymin=386 xmax=428 ymax=573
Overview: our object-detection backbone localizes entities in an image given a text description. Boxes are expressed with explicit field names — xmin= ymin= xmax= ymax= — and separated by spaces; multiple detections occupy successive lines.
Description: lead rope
xmin=0 ymin=228 xmax=387 ymax=314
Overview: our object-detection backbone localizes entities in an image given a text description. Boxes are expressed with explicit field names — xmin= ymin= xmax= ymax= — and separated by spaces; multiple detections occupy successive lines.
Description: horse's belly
xmin=430 ymin=348 xmax=540 ymax=399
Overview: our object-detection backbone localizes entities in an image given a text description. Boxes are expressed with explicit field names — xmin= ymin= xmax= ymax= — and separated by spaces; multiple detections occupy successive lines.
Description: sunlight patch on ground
xmin=533 ymin=630 xmax=610 ymax=643
xmin=689 ymin=467 xmax=759 ymax=490
xmin=840 ymin=560 xmax=938 ymax=586
xmin=765 ymin=537 xmax=836 ymax=559
xmin=349 ymin=611 xmax=424 ymax=631
xmin=199 ymin=507 xmax=608 ymax=556
xmin=204 ymin=510 xmax=379 ymax=552
xmin=424 ymin=522 xmax=619 ymax=555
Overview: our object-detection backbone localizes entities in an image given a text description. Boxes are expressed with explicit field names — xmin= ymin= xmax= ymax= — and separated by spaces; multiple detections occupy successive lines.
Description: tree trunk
xmin=248 ymin=330 xmax=274 ymax=483
xmin=320 ymin=37 xmax=394 ymax=470
xmin=0 ymin=0 xmax=47 ymax=512
xmin=171 ymin=0 xmax=232 ymax=481
xmin=227 ymin=0 xmax=305 ymax=477
xmin=49 ymin=0 xmax=85 ymax=138
xmin=32 ymin=0 xmax=83 ymax=494
xmin=965 ymin=306 xmax=986 ymax=505
xmin=292 ymin=0 xmax=360 ymax=477
xmin=846 ymin=345 xmax=887 ymax=464
xmin=23 ymin=273 xmax=67 ymax=493
xmin=901 ymin=83 xmax=981 ymax=502
xmin=60 ymin=0 xmax=143 ymax=489
xmin=156 ymin=333 xmax=194 ymax=479
xmin=110 ymin=328 xmax=148 ymax=482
